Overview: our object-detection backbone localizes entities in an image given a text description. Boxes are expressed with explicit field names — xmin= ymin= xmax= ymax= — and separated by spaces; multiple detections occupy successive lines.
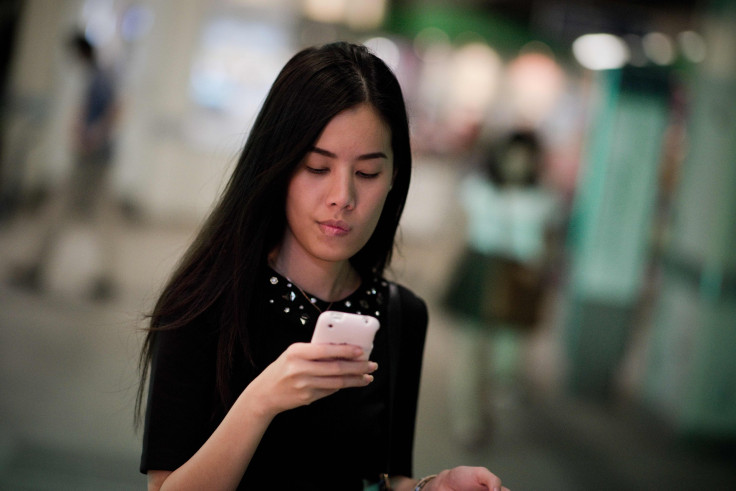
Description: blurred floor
xmin=1 ymin=160 xmax=735 ymax=490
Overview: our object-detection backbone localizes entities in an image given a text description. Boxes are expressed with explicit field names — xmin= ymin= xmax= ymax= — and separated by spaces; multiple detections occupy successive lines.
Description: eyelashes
xmin=357 ymin=171 xmax=380 ymax=179
xmin=305 ymin=166 xmax=381 ymax=179
xmin=305 ymin=166 xmax=328 ymax=175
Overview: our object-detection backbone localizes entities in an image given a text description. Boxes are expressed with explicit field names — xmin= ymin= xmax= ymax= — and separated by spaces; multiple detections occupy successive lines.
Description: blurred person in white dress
xmin=442 ymin=129 xmax=562 ymax=448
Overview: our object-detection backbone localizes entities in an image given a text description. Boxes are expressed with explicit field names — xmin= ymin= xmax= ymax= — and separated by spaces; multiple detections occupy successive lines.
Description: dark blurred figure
xmin=442 ymin=129 xmax=561 ymax=448
xmin=9 ymin=31 xmax=120 ymax=300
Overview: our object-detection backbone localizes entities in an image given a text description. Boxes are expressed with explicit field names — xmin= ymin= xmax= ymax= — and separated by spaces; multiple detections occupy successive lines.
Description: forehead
xmin=316 ymin=104 xmax=391 ymax=150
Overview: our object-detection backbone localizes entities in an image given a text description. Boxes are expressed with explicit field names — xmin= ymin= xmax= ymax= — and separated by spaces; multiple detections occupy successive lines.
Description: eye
xmin=357 ymin=171 xmax=380 ymax=179
xmin=306 ymin=166 xmax=329 ymax=175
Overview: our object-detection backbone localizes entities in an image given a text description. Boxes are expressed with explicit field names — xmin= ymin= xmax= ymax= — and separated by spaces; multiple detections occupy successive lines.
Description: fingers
xmin=285 ymin=343 xmax=377 ymax=373
xmin=310 ymin=372 xmax=375 ymax=390
xmin=310 ymin=358 xmax=378 ymax=376
xmin=435 ymin=466 xmax=507 ymax=491
xmin=281 ymin=343 xmax=378 ymax=392
xmin=255 ymin=343 xmax=379 ymax=415
xmin=476 ymin=467 xmax=504 ymax=490
xmin=307 ymin=359 xmax=378 ymax=390
xmin=292 ymin=341 xmax=366 ymax=361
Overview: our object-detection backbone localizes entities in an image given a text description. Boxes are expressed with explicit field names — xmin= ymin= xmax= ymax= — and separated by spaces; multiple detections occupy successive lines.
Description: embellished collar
xmin=266 ymin=267 xmax=388 ymax=327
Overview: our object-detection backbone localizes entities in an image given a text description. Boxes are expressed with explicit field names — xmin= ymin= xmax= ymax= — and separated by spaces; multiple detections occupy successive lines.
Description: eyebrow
xmin=310 ymin=146 xmax=388 ymax=161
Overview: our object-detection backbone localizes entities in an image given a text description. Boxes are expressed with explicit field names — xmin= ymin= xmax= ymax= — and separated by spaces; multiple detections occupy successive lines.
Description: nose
xmin=327 ymin=171 xmax=356 ymax=210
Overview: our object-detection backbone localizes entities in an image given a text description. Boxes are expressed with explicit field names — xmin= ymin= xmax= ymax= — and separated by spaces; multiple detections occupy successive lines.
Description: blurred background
xmin=0 ymin=0 xmax=734 ymax=489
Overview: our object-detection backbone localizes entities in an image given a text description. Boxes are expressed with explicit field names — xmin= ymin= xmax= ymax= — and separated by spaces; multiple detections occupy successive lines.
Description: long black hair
xmin=136 ymin=42 xmax=413 ymax=423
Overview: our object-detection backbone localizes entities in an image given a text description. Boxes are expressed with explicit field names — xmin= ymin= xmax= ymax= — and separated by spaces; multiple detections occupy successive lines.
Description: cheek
xmin=284 ymin=180 xmax=308 ymax=228
xmin=363 ymin=189 xmax=390 ymax=232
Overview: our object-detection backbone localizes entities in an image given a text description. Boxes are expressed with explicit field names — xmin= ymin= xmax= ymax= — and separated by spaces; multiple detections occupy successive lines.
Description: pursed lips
xmin=318 ymin=219 xmax=352 ymax=236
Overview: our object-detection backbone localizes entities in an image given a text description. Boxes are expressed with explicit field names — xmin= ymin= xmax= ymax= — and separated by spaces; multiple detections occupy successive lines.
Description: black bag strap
xmin=380 ymin=282 xmax=402 ymax=487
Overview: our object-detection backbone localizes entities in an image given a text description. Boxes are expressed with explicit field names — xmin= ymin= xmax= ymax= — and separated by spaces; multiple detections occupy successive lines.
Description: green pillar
xmin=565 ymin=66 xmax=670 ymax=398
xmin=644 ymin=2 xmax=736 ymax=438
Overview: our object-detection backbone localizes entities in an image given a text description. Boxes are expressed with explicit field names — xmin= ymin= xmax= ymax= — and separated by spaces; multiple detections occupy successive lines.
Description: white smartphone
xmin=311 ymin=311 xmax=380 ymax=360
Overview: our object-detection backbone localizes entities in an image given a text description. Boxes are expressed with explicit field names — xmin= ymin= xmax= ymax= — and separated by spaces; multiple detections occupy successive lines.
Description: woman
xmin=137 ymin=42 xmax=508 ymax=491
xmin=444 ymin=130 xmax=559 ymax=448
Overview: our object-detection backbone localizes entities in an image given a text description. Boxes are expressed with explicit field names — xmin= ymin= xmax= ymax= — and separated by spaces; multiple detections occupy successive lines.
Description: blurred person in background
xmin=136 ymin=42 xmax=509 ymax=491
xmin=9 ymin=31 xmax=120 ymax=300
xmin=443 ymin=129 xmax=561 ymax=448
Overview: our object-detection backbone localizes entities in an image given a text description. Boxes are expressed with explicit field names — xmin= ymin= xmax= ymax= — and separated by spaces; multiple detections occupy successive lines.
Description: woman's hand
xmin=245 ymin=342 xmax=377 ymax=418
xmin=422 ymin=466 xmax=509 ymax=491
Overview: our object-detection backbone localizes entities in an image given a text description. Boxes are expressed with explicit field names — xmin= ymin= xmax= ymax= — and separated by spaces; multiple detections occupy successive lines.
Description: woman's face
xmin=281 ymin=103 xmax=394 ymax=267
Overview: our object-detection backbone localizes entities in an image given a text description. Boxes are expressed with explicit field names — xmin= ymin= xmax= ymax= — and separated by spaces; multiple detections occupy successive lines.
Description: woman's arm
xmin=147 ymin=342 xmax=377 ymax=491
xmin=147 ymin=379 xmax=274 ymax=491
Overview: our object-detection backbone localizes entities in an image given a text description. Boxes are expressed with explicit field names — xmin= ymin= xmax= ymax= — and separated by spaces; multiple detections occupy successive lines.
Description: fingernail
xmin=368 ymin=362 xmax=378 ymax=372
xmin=364 ymin=374 xmax=374 ymax=383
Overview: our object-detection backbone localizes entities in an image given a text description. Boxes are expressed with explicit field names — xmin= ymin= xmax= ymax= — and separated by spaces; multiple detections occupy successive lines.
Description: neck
xmin=269 ymin=249 xmax=360 ymax=303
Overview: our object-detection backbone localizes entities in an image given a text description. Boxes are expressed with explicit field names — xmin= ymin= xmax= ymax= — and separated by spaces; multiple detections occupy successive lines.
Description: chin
xmin=314 ymin=244 xmax=363 ymax=264
xmin=318 ymin=251 xmax=357 ymax=264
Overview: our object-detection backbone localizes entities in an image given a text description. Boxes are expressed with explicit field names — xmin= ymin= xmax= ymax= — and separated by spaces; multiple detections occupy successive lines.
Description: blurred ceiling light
xmin=455 ymin=31 xmax=486 ymax=46
xmin=346 ymin=0 xmax=386 ymax=31
xmin=413 ymin=27 xmax=451 ymax=62
xmin=678 ymin=30 xmax=707 ymax=63
xmin=572 ymin=33 xmax=630 ymax=70
xmin=643 ymin=32 xmax=675 ymax=65
xmin=301 ymin=0 xmax=385 ymax=30
xmin=448 ymin=42 xmax=501 ymax=114
xmin=302 ymin=0 xmax=345 ymax=24
xmin=364 ymin=37 xmax=400 ymax=71
xmin=507 ymin=52 xmax=566 ymax=123
xmin=519 ymin=40 xmax=554 ymax=57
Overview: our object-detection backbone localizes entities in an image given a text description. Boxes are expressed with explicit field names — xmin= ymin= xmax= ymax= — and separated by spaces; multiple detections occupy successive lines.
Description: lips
xmin=318 ymin=219 xmax=352 ymax=237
